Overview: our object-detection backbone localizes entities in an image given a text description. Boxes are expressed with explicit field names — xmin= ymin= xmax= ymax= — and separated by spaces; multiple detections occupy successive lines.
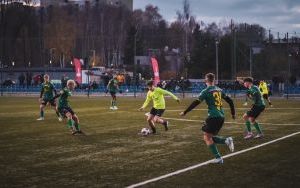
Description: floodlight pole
xmin=249 ymin=47 xmax=252 ymax=77
xmin=215 ymin=40 xmax=219 ymax=84
xmin=133 ymin=24 xmax=139 ymax=98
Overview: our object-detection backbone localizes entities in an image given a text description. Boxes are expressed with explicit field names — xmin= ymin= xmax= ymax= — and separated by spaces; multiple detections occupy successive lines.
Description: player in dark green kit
xmin=55 ymin=79 xmax=82 ymax=135
xmin=106 ymin=76 xmax=120 ymax=110
xmin=242 ymin=77 xmax=265 ymax=139
xmin=37 ymin=74 xmax=62 ymax=121
xmin=180 ymin=73 xmax=235 ymax=164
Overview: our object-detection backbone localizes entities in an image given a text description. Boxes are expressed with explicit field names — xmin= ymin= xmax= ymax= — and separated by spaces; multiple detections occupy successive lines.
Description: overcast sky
xmin=133 ymin=0 xmax=300 ymax=38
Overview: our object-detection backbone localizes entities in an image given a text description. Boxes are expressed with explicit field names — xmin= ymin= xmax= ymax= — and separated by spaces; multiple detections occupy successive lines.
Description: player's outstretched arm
xmin=140 ymin=92 xmax=151 ymax=110
xmin=180 ymin=99 xmax=201 ymax=116
xmin=158 ymin=88 xmax=179 ymax=101
xmin=222 ymin=94 xmax=236 ymax=119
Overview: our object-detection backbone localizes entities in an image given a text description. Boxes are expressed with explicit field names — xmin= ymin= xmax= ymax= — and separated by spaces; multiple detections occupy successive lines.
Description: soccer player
xmin=55 ymin=79 xmax=82 ymax=135
xmin=139 ymin=80 xmax=180 ymax=134
xmin=107 ymin=76 xmax=120 ymax=110
xmin=243 ymin=77 xmax=265 ymax=139
xmin=259 ymin=80 xmax=273 ymax=107
xmin=180 ymin=73 xmax=235 ymax=164
xmin=37 ymin=74 xmax=62 ymax=121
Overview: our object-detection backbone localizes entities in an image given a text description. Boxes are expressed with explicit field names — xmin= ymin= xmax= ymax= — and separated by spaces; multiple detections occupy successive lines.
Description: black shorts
xmin=58 ymin=107 xmax=75 ymax=118
xmin=202 ymin=117 xmax=224 ymax=135
xmin=150 ymin=108 xmax=165 ymax=117
xmin=110 ymin=91 xmax=116 ymax=97
xmin=247 ymin=105 xmax=265 ymax=118
xmin=42 ymin=98 xmax=56 ymax=106
xmin=262 ymin=94 xmax=269 ymax=100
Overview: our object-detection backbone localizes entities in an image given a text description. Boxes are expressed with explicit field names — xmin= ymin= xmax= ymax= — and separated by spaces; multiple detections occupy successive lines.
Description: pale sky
xmin=133 ymin=0 xmax=300 ymax=38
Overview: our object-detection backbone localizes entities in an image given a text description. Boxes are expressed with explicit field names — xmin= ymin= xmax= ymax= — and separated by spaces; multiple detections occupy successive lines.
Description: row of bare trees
xmin=0 ymin=0 xmax=299 ymax=80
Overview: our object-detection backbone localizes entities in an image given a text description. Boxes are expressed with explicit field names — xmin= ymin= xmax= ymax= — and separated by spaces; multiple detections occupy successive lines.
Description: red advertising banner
xmin=151 ymin=57 xmax=160 ymax=86
xmin=73 ymin=58 xmax=82 ymax=84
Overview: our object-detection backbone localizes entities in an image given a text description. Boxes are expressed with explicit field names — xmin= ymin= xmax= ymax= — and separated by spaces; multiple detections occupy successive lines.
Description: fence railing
xmin=1 ymin=83 xmax=300 ymax=98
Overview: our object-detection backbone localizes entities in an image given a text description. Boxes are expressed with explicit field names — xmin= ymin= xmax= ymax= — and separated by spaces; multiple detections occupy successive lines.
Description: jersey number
xmin=213 ymin=92 xmax=222 ymax=110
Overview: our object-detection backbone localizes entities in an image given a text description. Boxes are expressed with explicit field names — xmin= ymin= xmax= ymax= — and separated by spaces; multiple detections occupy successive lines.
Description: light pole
xmin=133 ymin=24 xmax=139 ymax=98
xmin=287 ymin=53 xmax=292 ymax=99
xmin=215 ymin=40 xmax=219 ymax=84
xmin=249 ymin=47 xmax=252 ymax=77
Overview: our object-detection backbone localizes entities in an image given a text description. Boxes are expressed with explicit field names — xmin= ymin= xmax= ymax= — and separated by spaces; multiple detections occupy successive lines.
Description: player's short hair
xmin=67 ymin=79 xmax=76 ymax=87
xmin=147 ymin=81 xmax=154 ymax=87
xmin=205 ymin=73 xmax=215 ymax=82
xmin=44 ymin=74 xmax=49 ymax=79
xmin=243 ymin=77 xmax=253 ymax=83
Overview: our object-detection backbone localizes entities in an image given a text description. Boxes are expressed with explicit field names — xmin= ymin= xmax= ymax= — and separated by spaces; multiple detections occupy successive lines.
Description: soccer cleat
xmin=254 ymin=133 xmax=264 ymax=139
xmin=244 ymin=132 xmax=254 ymax=139
xmin=211 ymin=157 xmax=224 ymax=164
xmin=109 ymin=106 xmax=114 ymax=110
xmin=270 ymin=104 xmax=273 ymax=107
xmin=58 ymin=117 xmax=63 ymax=122
xmin=163 ymin=121 xmax=169 ymax=131
xmin=113 ymin=106 xmax=118 ymax=110
xmin=225 ymin=137 xmax=234 ymax=152
xmin=36 ymin=117 xmax=45 ymax=121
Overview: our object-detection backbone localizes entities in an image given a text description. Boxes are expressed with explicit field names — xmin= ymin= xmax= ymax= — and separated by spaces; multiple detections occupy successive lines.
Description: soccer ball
xmin=140 ymin=128 xmax=151 ymax=136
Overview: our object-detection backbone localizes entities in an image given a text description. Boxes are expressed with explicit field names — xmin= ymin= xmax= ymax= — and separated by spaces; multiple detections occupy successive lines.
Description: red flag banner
xmin=151 ymin=57 xmax=160 ymax=86
xmin=73 ymin=58 xmax=82 ymax=84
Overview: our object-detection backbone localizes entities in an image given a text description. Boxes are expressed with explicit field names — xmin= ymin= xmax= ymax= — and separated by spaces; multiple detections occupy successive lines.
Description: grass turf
xmin=0 ymin=96 xmax=299 ymax=188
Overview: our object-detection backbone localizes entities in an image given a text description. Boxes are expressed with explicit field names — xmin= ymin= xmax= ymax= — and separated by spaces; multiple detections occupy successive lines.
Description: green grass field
xmin=0 ymin=96 xmax=300 ymax=188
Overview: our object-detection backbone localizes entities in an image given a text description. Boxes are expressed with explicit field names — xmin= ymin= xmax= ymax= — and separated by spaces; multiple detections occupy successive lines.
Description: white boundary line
xmin=126 ymin=131 xmax=300 ymax=188
xmin=163 ymin=117 xmax=300 ymax=126
xmin=167 ymin=107 xmax=300 ymax=112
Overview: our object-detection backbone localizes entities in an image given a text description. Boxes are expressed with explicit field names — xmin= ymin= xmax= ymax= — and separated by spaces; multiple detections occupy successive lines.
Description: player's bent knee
xmin=249 ymin=117 xmax=255 ymax=123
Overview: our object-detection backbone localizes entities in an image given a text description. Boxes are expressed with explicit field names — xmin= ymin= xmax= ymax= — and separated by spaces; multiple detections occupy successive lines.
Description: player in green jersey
xmin=243 ymin=77 xmax=265 ymax=139
xmin=37 ymin=74 xmax=62 ymax=121
xmin=180 ymin=73 xmax=235 ymax=164
xmin=106 ymin=76 xmax=120 ymax=110
xmin=55 ymin=80 xmax=82 ymax=135
xmin=139 ymin=81 xmax=180 ymax=134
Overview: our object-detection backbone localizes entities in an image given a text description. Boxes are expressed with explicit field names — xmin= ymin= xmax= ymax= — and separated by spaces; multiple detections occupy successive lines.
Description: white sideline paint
xmin=168 ymin=107 xmax=300 ymax=112
xmin=163 ymin=117 xmax=300 ymax=126
xmin=126 ymin=131 xmax=300 ymax=188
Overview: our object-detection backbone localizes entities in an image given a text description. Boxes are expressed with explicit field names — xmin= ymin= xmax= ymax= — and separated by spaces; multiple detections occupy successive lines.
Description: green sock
xmin=114 ymin=100 xmax=117 ymax=106
xmin=208 ymin=144 xmax=221 ymax=159
xmin=212 ymin=136 xmax=226 ymax=144
xmin=67 ymin=119 xmax=73 ymax=128
xmin=75 ymin=123 xmax=81 ymax=131
xmin=245 ymin=120 xmax=251 ymax=132
xmin=111 ymin=100 xmax=113 ymax=107
xmin=40 ymin=110 xmax=44 ymax=118
xmin=253 ymin=122 xmax=263 ymax=134
xmin=55 ymin=111 xmax=60 ymax=117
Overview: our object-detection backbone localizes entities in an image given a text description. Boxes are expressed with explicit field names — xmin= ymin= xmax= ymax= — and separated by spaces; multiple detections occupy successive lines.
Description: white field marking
xmin=126 ymin=131 xmax=300 ymax=188
xmin=163 ymin=117 xmax=300 ymax=126
xmin=167 ymin=107 xmax=300 ymax=112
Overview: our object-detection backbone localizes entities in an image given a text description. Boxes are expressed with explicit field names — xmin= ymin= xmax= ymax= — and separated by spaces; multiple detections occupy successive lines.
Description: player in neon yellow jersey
xmin=139 ymin=81 xmax=180 ymax=134
xmin=259 ymin=80 xmax=273 ymax=107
